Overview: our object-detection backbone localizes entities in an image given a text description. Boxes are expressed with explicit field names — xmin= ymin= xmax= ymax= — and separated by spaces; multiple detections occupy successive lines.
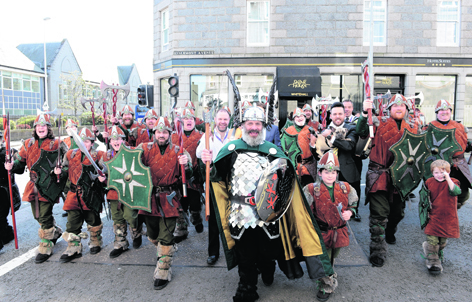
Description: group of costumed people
xmin=2 ymin=74 xmax=471 ymax=301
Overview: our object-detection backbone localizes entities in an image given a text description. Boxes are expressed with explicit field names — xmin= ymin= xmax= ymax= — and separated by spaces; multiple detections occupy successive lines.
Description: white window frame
xmin=363 ymin=0 xmax=387 ymax=46
xmin=161 ymin=9 xmax=170 ymax=52
xmin=247 ymin=1 xmax=270 ymax=47
xmin=437 ymin=0 xmax=461 ymax=47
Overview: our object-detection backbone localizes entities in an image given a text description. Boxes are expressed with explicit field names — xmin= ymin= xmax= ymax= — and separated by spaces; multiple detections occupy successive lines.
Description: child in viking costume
xmin=97 ymin=126 xmax=142 ymax=258
xmin=137 ymin=117 xmax=192 ymax=290
xmin=4 ymin=113 xmax=65 ymax=263
xmin=63 ymin=119 xmax=79 ymax=149
xmin=303 ymin=151 xmax=358 ymax=301
xmin=56 ymin=127 xmax=105 ymax=263
xmin=422 ymin=160 xmax=461 ymax=275
xmin=171 ymin=108 xmax=204 ymax=242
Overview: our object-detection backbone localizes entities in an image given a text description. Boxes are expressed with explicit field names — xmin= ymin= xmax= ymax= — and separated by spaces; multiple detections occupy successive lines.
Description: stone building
xmin=153 ymin=0 xmax=472 ymax=127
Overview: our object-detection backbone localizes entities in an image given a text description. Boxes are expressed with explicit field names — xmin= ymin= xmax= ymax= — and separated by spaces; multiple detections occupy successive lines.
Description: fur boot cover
xmin=190 ymin=210 xmax=203 ymax=226
xmin=423 ymin=241 xmax=442 ymax=273
xmin=173 ymin=209 xmax=189 ymax=238
xmin=317 ymin=273 xmax=338 ymax=294
xmin=113 ymin=224 xmax=129 ymax=250
xmin=38 ymin=227 xmax=57 ymax=255
xmin=62 ymin=232 xmax=88 ymax=256
xmin=369 ymin=217 xmax=388 ymax=260
xmin=130 ymin=226 xmax=143 ymax=240
xmin=153 ymin=244 xmax=178 ymax=281
xmin=87 ymin=223 xmax=103 ymax=248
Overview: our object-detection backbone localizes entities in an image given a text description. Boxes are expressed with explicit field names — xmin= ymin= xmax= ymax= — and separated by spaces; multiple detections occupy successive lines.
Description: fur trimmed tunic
xmin=424 ymin=177 xmax=461 ymax=239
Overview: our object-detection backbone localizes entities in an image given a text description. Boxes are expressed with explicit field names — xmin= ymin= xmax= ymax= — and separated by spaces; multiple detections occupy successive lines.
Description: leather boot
xmin=369 ymin=217 xmax=388 ymax=267
xmin=130 ymin=226 xmax=143 ymax=249
xmin=35 ymin=226 xmax=58 ymax=264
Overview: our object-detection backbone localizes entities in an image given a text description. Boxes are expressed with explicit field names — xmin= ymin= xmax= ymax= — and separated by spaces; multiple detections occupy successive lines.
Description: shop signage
xmin=173 ymin=51 xmax=214 ymax=55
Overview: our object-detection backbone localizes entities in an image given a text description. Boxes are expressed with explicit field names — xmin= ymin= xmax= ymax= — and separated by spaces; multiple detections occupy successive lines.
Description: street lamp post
xmin=43 ymin=17 xmax=51 ymax=111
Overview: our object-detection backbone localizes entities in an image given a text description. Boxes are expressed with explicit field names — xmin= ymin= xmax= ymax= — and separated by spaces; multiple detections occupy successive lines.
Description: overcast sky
xmin=0 ymin=0 xmax=154 ymax=84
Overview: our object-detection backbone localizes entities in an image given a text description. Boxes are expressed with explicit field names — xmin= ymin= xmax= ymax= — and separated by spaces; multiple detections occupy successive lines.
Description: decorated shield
xmin=30 ymin=149 xmax=67 ymax=204
xmin=77 ymin=164 xmax=105 ymax=214
xmin=423 ymin=124 xmax=462 ymax=180
xmin=389 ymin=129 xmax=431 ymax=201
xmin=418 ymin=184 xmax=431 ymax=230
xmin=281 ymin=131 xmax=302 ymax=167
xmin=255 ymin=158 xmax=296 ymax=222
xmin=105 ymin=145 xmax=153 ymax=213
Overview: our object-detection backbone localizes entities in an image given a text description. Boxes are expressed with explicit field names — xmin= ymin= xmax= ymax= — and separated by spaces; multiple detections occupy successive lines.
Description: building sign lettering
xmin=174 ymin=51 xmax=215 ymax=55
xmin=288 ymin=80 xmax=310 ymax=89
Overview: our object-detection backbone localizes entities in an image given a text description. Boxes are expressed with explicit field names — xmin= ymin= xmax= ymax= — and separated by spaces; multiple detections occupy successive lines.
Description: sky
xmin=0 ymin=0 xmax=154 ymax=84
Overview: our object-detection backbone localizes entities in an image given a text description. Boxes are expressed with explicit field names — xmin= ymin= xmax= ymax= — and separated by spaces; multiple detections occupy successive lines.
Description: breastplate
xmin=228 ymin=152 xmax=278 ymax=239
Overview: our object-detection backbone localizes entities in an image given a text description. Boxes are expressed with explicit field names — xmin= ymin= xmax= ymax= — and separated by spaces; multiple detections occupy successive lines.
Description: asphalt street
xmin=0 ymin=139 xmax=471 ymax=302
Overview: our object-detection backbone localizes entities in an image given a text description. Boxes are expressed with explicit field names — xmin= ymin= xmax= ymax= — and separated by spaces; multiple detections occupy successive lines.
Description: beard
xmin=242 ymin=127 xmax=266 ymax=147
xmin=123 ymin=118 xmax=133 ymax=126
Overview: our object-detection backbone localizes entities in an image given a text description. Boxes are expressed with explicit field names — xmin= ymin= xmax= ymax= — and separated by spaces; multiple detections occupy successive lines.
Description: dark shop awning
xmin=276 ymin=67 xmax=321 ymax=98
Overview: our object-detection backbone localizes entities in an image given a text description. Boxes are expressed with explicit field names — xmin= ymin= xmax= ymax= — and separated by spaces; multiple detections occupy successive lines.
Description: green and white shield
xmin=280 ymin=131 xmax=302 ymax=167
xmin=105 ymin=145 xmax=153 ymax=213
xmin=31 ymin=149 xmax=67 ymax=204
xmin=423 ymin=124 xmax=462 ymax=180
xmin=418 ymin=184 xmax=431 ymax=230
xmin=389 ymin=129 xmax=431 ymax=201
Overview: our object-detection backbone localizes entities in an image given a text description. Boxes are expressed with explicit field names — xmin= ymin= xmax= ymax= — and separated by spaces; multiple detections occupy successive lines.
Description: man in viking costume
xmin=134 ymin=109 xmax=158 ymax=146
xmin=303 ymin=151 xmax=358 ymax=301
xmin=281 ymin=107 xmax=318 ymax=186
xmin=94 ymin=104 xmax=139 ymax=146
xmin=356 ymin=94 xmax=418 ymax=267
xmin=97 ymin=126 xmax=142 ymax=257
xmin=0 ymin=131 xmax=21 ymax=251
xmin=303 ymin=103 xmax=321 ymax=130
xmin=4 ymin=113 xmax=65 ymax=263
xmin=427 ymin=99 xmax=472 ymax=209
xmin=204 ymin=73 xmax=333 ymax=301
xmin=137 ymin=116 xmax=192 ymax=290
xmin=171 ymin=108 xmax=204 ymax=242
xmin=56 ymin=127 xmax=105 ymax=262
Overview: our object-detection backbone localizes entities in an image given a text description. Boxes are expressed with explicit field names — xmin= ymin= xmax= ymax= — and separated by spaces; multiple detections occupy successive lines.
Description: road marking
xmin=0 ymin=211 xmax=107 ymax=277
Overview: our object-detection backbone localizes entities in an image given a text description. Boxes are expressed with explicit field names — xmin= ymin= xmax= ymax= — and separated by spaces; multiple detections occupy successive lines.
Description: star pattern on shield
xmin=112 ymin=155 xmax=145 ymax=202
xmin=425 ymin=132 xmax=453 ymax=163
xmin=397 ymin=140 xmax=425 ymax=181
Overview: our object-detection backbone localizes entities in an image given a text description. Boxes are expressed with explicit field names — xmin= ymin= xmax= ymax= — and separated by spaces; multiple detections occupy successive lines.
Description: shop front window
xmin=190 ymin=75 xmax=229 ymax=119
xmin=321 ymin=75 xmax=363 ymax=113
xmin=416 ymin=75 xmax=456 ymax=123
xmin=464 ymin=76 xmax=472 ymax=127
xmin=234 ymin=74 xmax=273 ymax=104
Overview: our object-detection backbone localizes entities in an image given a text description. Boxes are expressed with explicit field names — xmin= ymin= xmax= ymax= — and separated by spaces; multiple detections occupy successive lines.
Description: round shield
xmin=255 ymin=158 xmax=296 ymax=222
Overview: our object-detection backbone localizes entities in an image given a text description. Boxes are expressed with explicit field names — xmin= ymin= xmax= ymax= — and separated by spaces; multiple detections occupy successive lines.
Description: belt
xmin=70 ymin=183 xmax=78 ymax=193
xmin=368 ymin=161 xmax=388 ymax=172
xmin=230 ymin=195 xmax=256 ymax=206
xmin=153 ymin=185 xmax=174 ymax=194
xmin=452 ymin=153 xmax=465 ymax=160
xmin=316 ymin=220 xmax=346 ymax=232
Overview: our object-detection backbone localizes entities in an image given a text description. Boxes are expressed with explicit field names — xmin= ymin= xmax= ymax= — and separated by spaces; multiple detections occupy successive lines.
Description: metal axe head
xmin=100 ymin=81 xmax=131 ymax=100
xmin=80 ymin=97 xmax=103 ymax=110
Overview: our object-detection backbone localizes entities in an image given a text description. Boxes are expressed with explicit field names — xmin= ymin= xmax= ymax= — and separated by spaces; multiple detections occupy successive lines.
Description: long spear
xmin=2 ymin=90 xmax=18 ymax=249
